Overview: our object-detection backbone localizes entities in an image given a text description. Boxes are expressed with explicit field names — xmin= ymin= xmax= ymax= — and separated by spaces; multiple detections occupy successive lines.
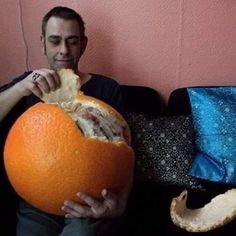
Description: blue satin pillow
xmin=188 ymin=87 xmax=236 ymax=185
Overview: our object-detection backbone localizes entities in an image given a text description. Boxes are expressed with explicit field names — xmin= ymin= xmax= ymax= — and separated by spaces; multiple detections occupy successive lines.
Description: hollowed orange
xmin=4 ymin=95 xmax=134 ymax=215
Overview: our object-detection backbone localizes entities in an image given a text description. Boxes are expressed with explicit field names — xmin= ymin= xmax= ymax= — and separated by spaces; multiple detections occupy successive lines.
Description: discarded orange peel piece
xmin=170 ymin=189 xmax=236 ymax=232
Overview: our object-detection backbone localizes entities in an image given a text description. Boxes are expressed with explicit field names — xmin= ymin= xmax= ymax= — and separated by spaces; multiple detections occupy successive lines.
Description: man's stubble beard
xmin=43 ymin=41 xmax=80 ymax=73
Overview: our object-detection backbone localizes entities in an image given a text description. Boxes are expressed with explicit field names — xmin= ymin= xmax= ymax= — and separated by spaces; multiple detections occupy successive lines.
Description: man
xmin=0 ymin=6 xmax=132 ymax=236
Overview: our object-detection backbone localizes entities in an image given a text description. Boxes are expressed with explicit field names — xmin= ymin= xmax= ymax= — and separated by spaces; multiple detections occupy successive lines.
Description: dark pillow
xmin=167 ymin=88 xmax=191 ymax=115
xmin=120 ymin=85 xmax=161 ymax=116
xmin=125 ymin=112 xmax=205 ymax=190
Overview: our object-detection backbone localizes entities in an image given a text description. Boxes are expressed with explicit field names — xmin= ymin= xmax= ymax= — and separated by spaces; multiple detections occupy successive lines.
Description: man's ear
xmin=80 ymin=36 xmax=88 ymax=57
xmin=41 ymin=35 xmax=46 ymax=55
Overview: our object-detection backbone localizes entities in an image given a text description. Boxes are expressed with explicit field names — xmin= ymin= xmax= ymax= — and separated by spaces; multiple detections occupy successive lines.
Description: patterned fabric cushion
xmin=125 ymin=112 xmax=205 ymax=190
xmin=188 ymin=87 xmax=236 ymax=185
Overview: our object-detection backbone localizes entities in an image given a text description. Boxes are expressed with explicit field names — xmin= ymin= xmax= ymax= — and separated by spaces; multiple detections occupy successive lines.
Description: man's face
xmin=42 ymin=17 xmax=87 ymax=72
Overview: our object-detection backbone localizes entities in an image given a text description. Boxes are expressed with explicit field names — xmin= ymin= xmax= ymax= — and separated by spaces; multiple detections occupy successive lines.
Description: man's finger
xmin=102 ymin=189 xmax=118 ymax=209
xmin=29 ymin=83 xmax=43 ymax=98
xmin=102 ymin=189 xmax=117 ymax=201
xmin=62 ymin=205 xmax=82 ymax=218
xmin=41 ymin=69 xmax=61 ymax=89
xmin=62 ymin=200 xmax=92 ymax=217
xmin=35 ymin=70 xmax=57 ymax=92
xmin=77 ymin=192 xmax=102 ymax=209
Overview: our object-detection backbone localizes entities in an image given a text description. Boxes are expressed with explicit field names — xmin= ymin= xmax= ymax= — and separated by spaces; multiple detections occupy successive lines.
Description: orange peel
xmin=170 ymin=189 xmax=236 ymax=232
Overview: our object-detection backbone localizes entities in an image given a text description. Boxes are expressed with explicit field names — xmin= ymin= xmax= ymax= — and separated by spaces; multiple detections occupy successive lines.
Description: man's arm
xmin=0 ymin=69 xmax=60 ymax=122
xmin=0 ymin=85 xmax=27 ymax=122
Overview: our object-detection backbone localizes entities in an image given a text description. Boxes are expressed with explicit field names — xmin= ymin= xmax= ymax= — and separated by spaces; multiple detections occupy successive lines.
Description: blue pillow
xmin=187 ymin=87 xmax=236 ymax=185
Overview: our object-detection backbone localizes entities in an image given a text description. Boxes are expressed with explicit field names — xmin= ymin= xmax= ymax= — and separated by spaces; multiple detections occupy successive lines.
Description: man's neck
xmin=77 ymin=70 xmax=91 ymax=86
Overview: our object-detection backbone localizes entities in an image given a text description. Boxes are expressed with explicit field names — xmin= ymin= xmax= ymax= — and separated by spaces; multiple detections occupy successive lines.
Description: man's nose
xmin=59 ymin=42 xmax=69 ymax=55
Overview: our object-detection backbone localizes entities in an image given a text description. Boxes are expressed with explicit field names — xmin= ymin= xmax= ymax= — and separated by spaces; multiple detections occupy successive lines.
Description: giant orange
xmin=4 ymin=69 xmax=134 ymax=215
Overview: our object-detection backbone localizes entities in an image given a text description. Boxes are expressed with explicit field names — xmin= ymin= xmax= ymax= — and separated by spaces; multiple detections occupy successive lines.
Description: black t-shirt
xmin=0 ymin=71 xmax=123 ymax=134
xmin=0 ymin=71 xmax=123 ymax=113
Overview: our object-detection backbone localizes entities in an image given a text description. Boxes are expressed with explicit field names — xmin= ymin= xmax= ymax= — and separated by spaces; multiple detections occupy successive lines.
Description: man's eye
xmin=49 ymin=40 xmax=60 ymax=45
xmin=68 ymin=39 xmax=79 ymax=45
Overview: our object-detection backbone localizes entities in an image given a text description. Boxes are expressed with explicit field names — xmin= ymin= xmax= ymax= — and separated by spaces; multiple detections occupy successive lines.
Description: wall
xmin=0 ymin=0 xmax=236 ymax=102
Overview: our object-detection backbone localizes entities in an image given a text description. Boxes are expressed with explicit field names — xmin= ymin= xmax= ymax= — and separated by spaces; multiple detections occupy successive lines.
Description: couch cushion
xmin=125 ymin=112 xmax=205 ymax=190
xmin=121 ymin=85 xmax=162 ymax=116
xmin=167 ymin=86 xmax=233 ymax=116
xmin=167 ymin=88 xmax=191 ymax=115
xmin=188 ymin=87 xmax=236 ymax=185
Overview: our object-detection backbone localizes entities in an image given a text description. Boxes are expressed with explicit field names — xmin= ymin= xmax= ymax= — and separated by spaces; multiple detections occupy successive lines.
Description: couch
xmin=120 ymin=85 xmax=236 ymax=236
xmin=0 ymin=85 xmax=236 ymax=236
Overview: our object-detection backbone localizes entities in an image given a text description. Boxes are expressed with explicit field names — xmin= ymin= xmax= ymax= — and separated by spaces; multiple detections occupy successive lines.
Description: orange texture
xmin=4 ymin=102 xmax=134 ymax=215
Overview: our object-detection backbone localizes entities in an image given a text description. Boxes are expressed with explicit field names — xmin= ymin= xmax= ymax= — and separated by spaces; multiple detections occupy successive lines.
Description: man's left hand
xmin=61 ymin=189 xmax=126 ymax=219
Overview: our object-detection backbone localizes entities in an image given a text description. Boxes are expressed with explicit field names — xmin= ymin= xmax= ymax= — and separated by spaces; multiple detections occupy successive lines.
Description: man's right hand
xmin=14 ymin=69 xmax=61 ymax=98
xmin=0 ymin=69 xmax=61 ymax=123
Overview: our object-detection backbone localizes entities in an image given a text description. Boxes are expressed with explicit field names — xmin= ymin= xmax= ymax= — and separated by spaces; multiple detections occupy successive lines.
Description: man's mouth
xmin=53 ymin=59 xmax=75 ymax=69
xmin=55 ymin=59 xmax=73 ymax=63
